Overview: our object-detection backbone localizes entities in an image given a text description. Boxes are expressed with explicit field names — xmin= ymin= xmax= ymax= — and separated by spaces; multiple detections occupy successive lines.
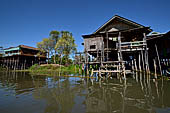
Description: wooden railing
xmin=117 ymin=40 xmax=147 ymax=51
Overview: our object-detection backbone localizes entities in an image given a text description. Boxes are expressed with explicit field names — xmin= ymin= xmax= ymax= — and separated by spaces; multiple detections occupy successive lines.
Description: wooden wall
xmin=84 ymin=37 xmax=103 ymax=52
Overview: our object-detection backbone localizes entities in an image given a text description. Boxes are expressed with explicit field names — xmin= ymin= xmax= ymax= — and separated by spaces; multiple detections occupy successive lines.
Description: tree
xmin=37 ymin=38 xmax=55 ymax=64
xmin=49 ymin=30 xmax=60 ymax=64
xmin=55 ymin=31 xmax=77 ymax=65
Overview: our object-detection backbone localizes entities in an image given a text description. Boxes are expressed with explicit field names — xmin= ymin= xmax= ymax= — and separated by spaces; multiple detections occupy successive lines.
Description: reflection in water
xmin=0 ymin=72 xmax=170 ymax=113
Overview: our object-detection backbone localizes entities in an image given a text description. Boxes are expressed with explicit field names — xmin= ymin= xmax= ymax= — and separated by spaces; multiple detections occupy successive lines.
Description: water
xmin=0 ymin=72 xmax=170 ymax=113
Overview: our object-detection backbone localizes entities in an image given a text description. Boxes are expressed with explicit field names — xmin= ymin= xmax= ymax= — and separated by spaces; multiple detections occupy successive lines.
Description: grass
xmin=0 ymin=66 xmax=7 ymax=71
xmin=28 ymin=64 xmax=82 ymax=76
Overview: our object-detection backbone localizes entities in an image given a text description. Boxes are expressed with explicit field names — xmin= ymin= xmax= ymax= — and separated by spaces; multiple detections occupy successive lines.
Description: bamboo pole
xmin=59 ymin=54 xmax=62 ymax=76
xmin=132 ymin=59 xmax=134 ymax=72
xmin=143 ymin=33 xmax=149 ymax=73
xmin=12 ymin=57 xmax=15 ymax=69
xmin=134 ymin=59 xmax=137 ymax=72
xmin=153 ymin=59 xmax=157 ymax=79
xmin=79 ymin=54 xmax=80 ymax=74
xmin=141 ymin=50 xmax=145 ymax=71
xmin=24 ymin=59 xmax=26 ymax=70
xmin=106 ymin=31 xmax=108 ymax=61
xmin=138 ymin=52 xmax=141 ymax=72
xmin=7 ymin=59 xmax=9 ymax=70
xmin=155 ymin=44 xmax=162 ymax=76
xmin=91 ymin=68 xmax=94 ymax=77
xmin=144 ymin=52 xmax=147 ymax=73
xmin=74 ymin=54 xmax=76 ymax=73
xmin=14 ymin=59 xmax=16 ymax=71
xmin=97 ymin=49 xmax=99 ymax=62
xmin=17 ymin=57 xmax=19 ymax=70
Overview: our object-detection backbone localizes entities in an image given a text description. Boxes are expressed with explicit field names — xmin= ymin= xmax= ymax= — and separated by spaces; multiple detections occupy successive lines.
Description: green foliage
xmin=29 ymin=64 xmax=40 ymax=70
xmin=37 ymin=37 xmax=55 ymax=63
xmin=50 ymin=30 xmax=60 ymax=37
xmin=50 ymin=55 xmax=73 ymax=65
xmin=37 ymin=30 xmax=77 ymax=64
xmin=55 ymin=31 xmax=77 ymax=56
xmin=0 ymin=66 xmax=6 ymax=71
xmin=37 ymin=38 xmax=55 ymax=52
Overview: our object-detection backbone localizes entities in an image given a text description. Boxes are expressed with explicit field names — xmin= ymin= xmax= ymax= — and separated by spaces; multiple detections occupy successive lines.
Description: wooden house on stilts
xmin=81 ymin=15 xmax=152 ymax=77
xmin=1 ymin=45 xmax=46 ymax=70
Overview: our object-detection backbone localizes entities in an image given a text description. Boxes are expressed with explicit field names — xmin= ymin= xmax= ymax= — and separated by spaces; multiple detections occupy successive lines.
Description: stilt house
xmin=147 ymin=31 xmax=170 ymax=73
xmin=1 ymin=45 xmax=46 ymax=70
xmin=82 ymin=15 xmax=152 ymax=75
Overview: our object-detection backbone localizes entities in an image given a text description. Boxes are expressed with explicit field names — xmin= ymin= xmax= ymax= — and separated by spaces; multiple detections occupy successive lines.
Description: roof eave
xmin=93 ymin=15 xmax=146 ymax=34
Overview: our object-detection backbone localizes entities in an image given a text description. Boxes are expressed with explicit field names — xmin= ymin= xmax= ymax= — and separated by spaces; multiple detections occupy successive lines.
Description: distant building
xmin=1 ymin=45 xmax=46 ymax=70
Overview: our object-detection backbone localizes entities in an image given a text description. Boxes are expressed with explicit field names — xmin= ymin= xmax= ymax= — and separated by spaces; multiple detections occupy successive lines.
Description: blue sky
xmin=0 ymin=0 xmax=170 ymax=52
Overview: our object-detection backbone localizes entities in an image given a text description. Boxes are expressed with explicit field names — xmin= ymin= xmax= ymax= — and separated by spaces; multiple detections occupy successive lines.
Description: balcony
xmin=3 ymin=52 xmax=21 ymax=57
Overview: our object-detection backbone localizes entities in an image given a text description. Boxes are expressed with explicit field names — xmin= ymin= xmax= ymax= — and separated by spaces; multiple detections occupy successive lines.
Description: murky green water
xmin=0 ymin=72 xmax=170 ymax=113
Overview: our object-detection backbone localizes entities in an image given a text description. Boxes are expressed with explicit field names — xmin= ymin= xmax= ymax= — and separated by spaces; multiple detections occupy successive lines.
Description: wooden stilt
xmin=12 ymin=58 xmax=15 ymax=69
xmin=141 ymin=50 xmax=145 ymax=71
xmin=79 ymin=54 xmax=81 ymax=74
xmin=106 ymin=31 xmax=109 ymax=61
xmin=146 ymin=51 xmax=150 ymax=73
xmin=132 ymin=59 xmax=134 ymax=71
xmin=143 ymin=33 xmax=150 ymax=73
xmin=123 ymin=63 xmax=126 ymax=80
xmin=144 ymin=51 xmax=148 ymax=73
xmin=153 ymin=59 xmax=157 ymax=79
xmin=17 ymin=57 xmax=19 ymax=70
xmin=24 ymin=59 xmax=26 ymax=70
xmin=7 ymin=59 xmax=9 ymax=71
xmin=134 ymin=59 xmax=137 ymax=72
xmin=14 ymin=59 xmax=16 ymax=71
xmin=91 ymin=68 xmax=94 ymax=77
xmin=32 ymin=60 xmax=34 ymax=66
xmin=138 ymin=52 xmax=141 ymax=72
xmin=155 ymin=44 xmax=162 ymax=76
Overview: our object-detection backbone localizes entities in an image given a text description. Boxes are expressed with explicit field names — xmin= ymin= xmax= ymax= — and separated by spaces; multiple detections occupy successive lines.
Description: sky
xmin=0 ymin=0 xmax=170 ymax=52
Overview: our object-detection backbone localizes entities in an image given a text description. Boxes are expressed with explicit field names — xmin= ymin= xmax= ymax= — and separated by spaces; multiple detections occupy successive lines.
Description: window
xmin=90 ymin=45 xmax=96 ymax=49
